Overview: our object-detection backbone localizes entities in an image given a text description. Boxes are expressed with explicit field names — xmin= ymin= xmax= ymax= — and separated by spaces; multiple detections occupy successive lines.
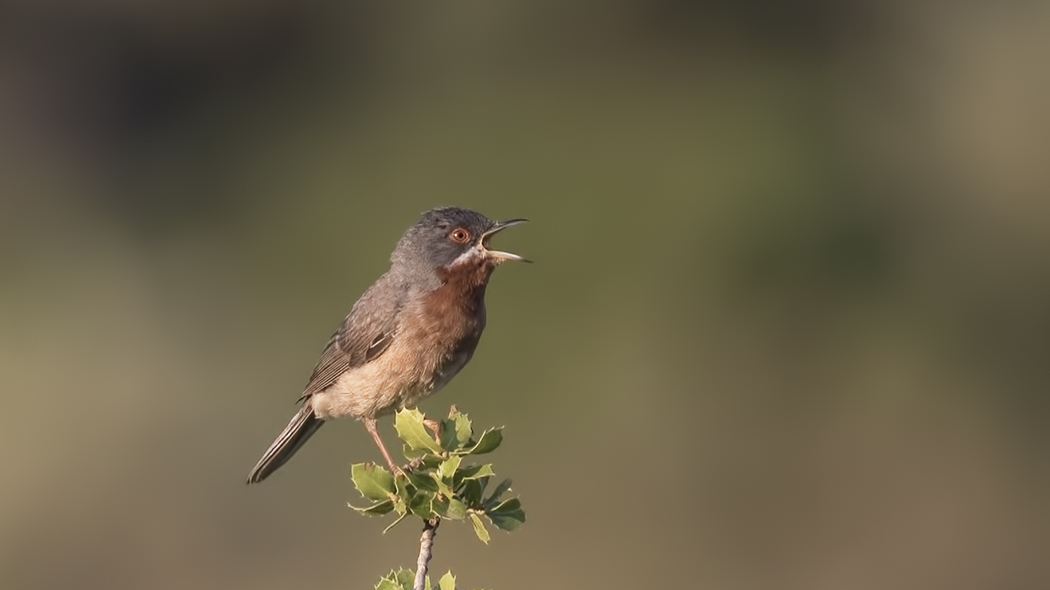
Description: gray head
xmin=391 ymin=207 xmax=528 ymax=275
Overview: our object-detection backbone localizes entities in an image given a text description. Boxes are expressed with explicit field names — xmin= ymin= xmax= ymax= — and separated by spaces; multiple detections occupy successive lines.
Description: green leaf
xmin=432 ymin=478 xmax=454 ymax=499
xmin=469 ymin=512 xmax=491 ymax=544
xmin=395 ymin=408 xmax=443 ymax=454
xmin=375 ymin=569 xmax=413 ymax=590
xmin=407 ymin=471 xmax=439 ymax=493
xmin=450 ymin=408 xmax=473 ymax=449
xmin=351 ymin=463 xmax=396 ymax=501
xmin=395 ymin=475 xmax=408 ymax=496
xmin=408 ymin=490 xmax=436 ymax=518
xmin=459 ymin=478 xmax=486 ymax=506
xmin=396 ymin=569 xmax=414 ymax=588
xmin=438 ymin=455 xmax=462 ymax=482
xmin=488 ymin=497 xmax=523 ymax=513
xmin=431 ymin=456 xmax=460 ymax=497
xmin=486 ymin=497 xmax=526 ymax=531
xmin=431 ymin=494 xmax=449 ymax=518
xmin=484 ymin=478 xmax=513 ymax=508
xmin=349 ymin=499 xmax=395 ymax=515
xmin=438 ymin=419 xmax=456 ymax=452
xmin=432 ymin=478 xmax=455 ymax=499
xmin=464 ymin=428 xmax=502 ymax=455
xmin=438 ymin=572 xmax=456 ymax=590
xmin=401 ymin=443 xmax=427 ymax=460
xmin=445 ymin=497 xmax=468 ymax=520
xmin=423 ymin=455 xmax=445 ymax=469
xmin=453 ymin=464 xmax=494 ymax=492
xmin=459 ymin=464 xmax=495 ymax=481
xmin=393 ymin=477 xmax=411 ymax=515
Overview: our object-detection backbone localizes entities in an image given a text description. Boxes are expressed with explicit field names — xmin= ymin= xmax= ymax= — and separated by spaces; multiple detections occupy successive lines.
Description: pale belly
xmin=308 ymin=339 xmax=476 ymax=420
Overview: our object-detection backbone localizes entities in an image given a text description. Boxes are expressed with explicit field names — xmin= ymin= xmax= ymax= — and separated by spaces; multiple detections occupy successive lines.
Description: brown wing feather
xmin=297 ymin=276 xmax=402 ymax=401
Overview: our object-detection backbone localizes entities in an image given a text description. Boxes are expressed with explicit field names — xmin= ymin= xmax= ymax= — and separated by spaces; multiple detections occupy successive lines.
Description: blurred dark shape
xmin=2 ymin=3 xmax=358 ymax=234
xmin=15 ymin=5 xmax=315 ymax=142
xmin=646 ymin=0 xmax=867 ymax=52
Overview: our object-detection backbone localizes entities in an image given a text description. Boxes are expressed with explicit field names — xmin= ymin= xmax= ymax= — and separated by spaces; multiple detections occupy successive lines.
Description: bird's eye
xmin=449 ymin=228 xmax=471 ymax=243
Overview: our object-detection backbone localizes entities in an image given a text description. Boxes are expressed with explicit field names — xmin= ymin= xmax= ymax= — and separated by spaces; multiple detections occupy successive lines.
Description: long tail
xmin=247 ymin=404 xmax=324 ymax=484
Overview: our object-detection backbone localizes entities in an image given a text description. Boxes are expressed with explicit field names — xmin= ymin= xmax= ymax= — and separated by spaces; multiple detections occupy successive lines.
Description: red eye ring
xmin=449 ymin=228 xmax=471 ymax=243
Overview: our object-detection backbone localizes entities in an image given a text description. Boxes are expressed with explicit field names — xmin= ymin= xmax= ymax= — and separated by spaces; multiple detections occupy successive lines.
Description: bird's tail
xmin=246 ymin=403 xmax=324 ymax=484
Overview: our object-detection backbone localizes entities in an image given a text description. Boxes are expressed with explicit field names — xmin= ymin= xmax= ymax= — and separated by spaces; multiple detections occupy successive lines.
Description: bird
xmin=246 ymin=206 xmax=527 ymax=484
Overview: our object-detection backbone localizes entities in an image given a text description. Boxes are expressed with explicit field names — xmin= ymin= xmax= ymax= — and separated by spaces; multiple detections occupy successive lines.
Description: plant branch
xmin=413 ymin=517 xmax=440 ymax=590
xmin=352 ymin=408 xmax=525 ymax=589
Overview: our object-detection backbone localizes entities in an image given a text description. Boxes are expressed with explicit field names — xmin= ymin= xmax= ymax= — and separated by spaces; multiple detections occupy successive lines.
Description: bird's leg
xmin=422 ymin=417 xmax=443 ymax=447
xmin=363 ymin=417 xmax=404 ymax=476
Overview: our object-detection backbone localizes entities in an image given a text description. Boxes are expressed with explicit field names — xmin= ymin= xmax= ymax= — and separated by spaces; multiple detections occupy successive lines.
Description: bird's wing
xmin=298 ymin=278 xmax=402 ymax=400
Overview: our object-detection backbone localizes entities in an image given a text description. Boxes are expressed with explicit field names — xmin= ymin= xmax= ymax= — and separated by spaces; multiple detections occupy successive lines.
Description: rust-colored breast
xmin=368 ymin=258 xmax=495 ymax=412
xmin=413 ymin=260 xmax=494 ymax=389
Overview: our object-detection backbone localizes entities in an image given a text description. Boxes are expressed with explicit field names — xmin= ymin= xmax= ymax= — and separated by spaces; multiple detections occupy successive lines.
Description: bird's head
xmin=392 ymin=207 xmax=528 ymax=281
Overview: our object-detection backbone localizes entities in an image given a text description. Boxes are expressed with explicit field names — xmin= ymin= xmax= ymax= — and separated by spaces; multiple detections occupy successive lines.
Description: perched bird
xmin=247 ymin=207 xmax=527 ymax=484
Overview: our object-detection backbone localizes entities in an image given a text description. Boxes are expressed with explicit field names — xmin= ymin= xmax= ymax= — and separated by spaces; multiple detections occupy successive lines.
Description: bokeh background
xmin=2 ymin=1 xmax=1048 ymax=589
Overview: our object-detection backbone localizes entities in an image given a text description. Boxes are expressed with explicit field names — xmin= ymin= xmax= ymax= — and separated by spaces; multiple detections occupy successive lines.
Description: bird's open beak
xmin=481 ymin=218 xmax=530 ymax=263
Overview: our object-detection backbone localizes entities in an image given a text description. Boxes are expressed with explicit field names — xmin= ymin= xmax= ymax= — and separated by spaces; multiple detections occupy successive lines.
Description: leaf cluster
xmin=350 ymin=407 xmax=525 ymax=543
xmin=375 ymin=569 xmax=482 ymax=590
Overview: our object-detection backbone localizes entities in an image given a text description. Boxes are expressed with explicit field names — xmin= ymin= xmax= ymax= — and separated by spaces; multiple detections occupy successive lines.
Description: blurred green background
xmin=1 ymin=1 xmax=1048 ymax=589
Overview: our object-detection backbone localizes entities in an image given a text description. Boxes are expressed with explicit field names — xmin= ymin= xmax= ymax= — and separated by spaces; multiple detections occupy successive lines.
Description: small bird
xmin=247 ymin=207 xmax=527 ymax=484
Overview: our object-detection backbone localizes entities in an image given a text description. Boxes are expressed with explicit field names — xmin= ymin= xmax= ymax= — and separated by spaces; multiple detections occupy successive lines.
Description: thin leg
xmin=363 ymin=417 xmax=402 ymax=475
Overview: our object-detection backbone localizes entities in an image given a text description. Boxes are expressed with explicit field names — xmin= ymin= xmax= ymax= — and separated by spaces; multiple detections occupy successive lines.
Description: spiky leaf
xmin=375 ymin=569 xmax=413 ymax=590
xmin=438 ymin=572 xmax=456 ymax=590
xmin=394 ymin=408 xmax=443 ymax=453
xmin=464 ymin=428 xmax=502 ymax=455
xmin=437 ymin=455 xmax=462 ymax=482
xmin=349 ymin=499 xmax=395 ymax=515
xmin=352 ymin=463 xmax=396 ymax=501
xmin=450 ymin=409 xmax=473 ymax=449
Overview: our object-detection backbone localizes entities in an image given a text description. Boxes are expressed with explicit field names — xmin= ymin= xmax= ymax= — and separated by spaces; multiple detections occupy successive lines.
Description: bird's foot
xmin=401 ymin=456 xmax=426 ymax=473
xmin=388 ymin=461 xmax=409 ymax=478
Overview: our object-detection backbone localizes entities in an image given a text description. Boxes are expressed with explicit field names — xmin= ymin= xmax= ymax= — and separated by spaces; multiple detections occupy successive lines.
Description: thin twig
xmin=413 ymin=517 xmax=440 ymax=590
